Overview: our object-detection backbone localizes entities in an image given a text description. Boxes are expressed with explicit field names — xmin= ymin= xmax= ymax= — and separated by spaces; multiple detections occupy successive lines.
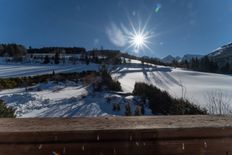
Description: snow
xmin=112 ymin=62 xmax=232 ymax=108
xmin=0 ymin=60 xmax=232 ymax=117
xmin=0 ymin=81 xmax=152 ymax=117
xmin=0 ymin=63 xmax=99 ymax=78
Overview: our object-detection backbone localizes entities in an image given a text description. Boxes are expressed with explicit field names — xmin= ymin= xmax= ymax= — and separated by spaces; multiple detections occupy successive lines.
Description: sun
xmin=128 ymin=30 xmax=151 ymax=52
xmin=126 ymin=23 xmax=153 ymax=53
xmin=133 ymin=34 xmax=145 ymax=48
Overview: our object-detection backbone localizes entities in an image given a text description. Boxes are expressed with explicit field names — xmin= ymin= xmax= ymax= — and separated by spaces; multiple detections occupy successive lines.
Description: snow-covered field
xmin=0 ymin=60 xmax=232 ymax=117
xmin=0 ymin=63 xmax=99 ymax=78
xmin=112 ymin=61 xmax=232 ymax=107
xmin=0 ymin=81 xmax=151 ymax=117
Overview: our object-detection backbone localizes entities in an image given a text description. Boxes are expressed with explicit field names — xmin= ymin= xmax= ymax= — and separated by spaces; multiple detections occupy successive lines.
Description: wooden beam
xmin=0 ymin=116 xmax=231 ymax=155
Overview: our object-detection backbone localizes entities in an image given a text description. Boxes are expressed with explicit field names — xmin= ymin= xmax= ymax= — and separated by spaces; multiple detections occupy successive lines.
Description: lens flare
xmin=154 ymin=3 xmax=162 ymax=13
xmin=52 ymin=151 xmax=59 ymax=155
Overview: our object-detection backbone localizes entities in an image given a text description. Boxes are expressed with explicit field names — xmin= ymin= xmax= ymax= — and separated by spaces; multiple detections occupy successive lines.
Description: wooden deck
xmin=0 ymin=115 xmax=232 ymax=155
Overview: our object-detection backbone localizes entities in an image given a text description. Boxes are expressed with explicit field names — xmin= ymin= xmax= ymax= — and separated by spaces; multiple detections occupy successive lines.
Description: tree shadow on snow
xmin=112 ymin=64 xmax=181 ymax=89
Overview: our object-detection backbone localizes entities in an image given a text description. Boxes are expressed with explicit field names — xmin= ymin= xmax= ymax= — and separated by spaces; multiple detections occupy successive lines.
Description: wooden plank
xmin=1 ymin=127 xmax=232 ymax=143
xmin=0 ymin=139 xmax=232 ymax=155
xmin=0 ymin=116 xmax=231 ymax=132
xmin=0 ymin=116 xmax=231 ymax=154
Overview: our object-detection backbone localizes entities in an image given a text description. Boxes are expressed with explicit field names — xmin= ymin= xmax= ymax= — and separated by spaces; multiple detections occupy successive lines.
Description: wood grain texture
xmin=0 ymin=116 xmax=232 ymax=155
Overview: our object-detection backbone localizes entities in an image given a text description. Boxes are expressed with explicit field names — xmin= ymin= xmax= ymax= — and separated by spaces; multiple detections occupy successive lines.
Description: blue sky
xmin=0 ymin=0 xmax=232 ymax=58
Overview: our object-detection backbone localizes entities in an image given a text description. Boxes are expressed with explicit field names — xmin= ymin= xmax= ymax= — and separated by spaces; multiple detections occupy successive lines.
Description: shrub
xmin=0 ymin=100 xmax=15 ymax=118
xmin=0 ymin=71 xmax=98 ymax=90
xmin=113 ymin=103 xmax=120 ymax=112
xmin=125 ymin=103 xmax=132 ymax=116
xmin=134 ymin=106 xmax=142 ymax=116
xmin=99 ymin=64 xmax=122 ymax=91
xmin=108 ymin=80 xmax=121 ymax=91
xmin=133 ymin=82 xmax=206 ymax=115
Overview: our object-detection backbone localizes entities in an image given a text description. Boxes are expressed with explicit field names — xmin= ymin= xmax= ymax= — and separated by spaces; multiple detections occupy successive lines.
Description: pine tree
xmin=43 ymin=55 xmax=50 ymax=64
xmin=221 ymin=62 xmax=230 ymax=73
xmin=85 ymin=54 xmax=89 ymax=65
xmin=54 ymin=52 xmax=60 ymax=64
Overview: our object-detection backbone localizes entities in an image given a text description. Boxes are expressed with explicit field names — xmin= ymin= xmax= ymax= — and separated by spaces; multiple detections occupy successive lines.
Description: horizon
xmin=0 ymin=42 xmax=212 ymax=59
xmin=1 ymin=0 xmax=232 ymax=58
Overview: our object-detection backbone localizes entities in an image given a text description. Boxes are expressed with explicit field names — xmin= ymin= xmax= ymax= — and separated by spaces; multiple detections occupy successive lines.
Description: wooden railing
xmin=0 ymin=115 xmax=232 ymax=155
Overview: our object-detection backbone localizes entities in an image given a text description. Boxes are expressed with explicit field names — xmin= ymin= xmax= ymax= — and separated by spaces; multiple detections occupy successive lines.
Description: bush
xmin=113 ymin=103 xmax=120 ymax=112
xmin=108 ymin=80 xmax=121 ymax=91
xmin=125 ymin=103 xmax=132 ymax=116
xmin=0 ymin=100 xmax=15 ymax=118
xmin=134 ymin=106 xmax=142 ymax=116
xmin=0 ymin=71 xmax=98 ymax=90
xmin=133 ymin=82 xmax=206 ymax=115
xmin=99 ymin=64 xmax=122 ymax=91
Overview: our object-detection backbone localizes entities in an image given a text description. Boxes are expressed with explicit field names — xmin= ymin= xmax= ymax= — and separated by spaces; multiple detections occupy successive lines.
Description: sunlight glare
xmin=133 ymin=34 xmax=145 ymax=47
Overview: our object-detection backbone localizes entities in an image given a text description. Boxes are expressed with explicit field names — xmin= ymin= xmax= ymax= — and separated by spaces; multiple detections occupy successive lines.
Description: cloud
xmin=106 ymin=23 xmax=127 ymax=47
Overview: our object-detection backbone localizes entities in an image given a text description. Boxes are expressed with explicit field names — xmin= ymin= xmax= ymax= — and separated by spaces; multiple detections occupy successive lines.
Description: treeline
xmin=28 ymin=47 xmax=86 ymax=54
xmin=0 ymin=44 xmax=26 ymax=61
xmin=170 ymin=56 xmax=232 ymax=74
xmin=139 ymin=56 xmax=166 ymax=66
xmin=0 ymin=43 xmax=168 ymax=66
xmin=133 ymin=82 xmax=207 ymax=115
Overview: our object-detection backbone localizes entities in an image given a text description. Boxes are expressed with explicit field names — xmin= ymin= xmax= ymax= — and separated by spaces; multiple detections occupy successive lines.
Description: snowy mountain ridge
xmin=207 ymin=42 xmax=232 ymax=66
xmin=161 ymin=54 xmax=203 ymax=63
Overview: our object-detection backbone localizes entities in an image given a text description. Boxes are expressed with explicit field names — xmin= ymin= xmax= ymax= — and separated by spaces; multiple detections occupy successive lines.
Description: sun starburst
xmin=129 ymin=31 xmax=150 ymax=51
xmin=125 ymin=20 xmax=153 ymax=53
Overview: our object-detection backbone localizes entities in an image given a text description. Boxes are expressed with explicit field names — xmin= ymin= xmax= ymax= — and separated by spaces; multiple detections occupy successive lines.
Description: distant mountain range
xmin=161 ymin=54 xmax=203 ymax=63
xmin=161 ymin=42 xmax=232 ymax=65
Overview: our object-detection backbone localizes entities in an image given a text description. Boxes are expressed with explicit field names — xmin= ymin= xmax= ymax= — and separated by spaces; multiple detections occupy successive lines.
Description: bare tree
xmin=205 ymin=90 xmax=231 ymax=115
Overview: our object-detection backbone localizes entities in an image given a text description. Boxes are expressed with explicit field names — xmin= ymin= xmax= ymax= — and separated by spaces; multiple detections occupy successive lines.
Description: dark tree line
xmin=0 ymin=44 xmax=26 ymax=61
xmin=133 ymin=82 xmax=207 ymax=115
xmin=169 ymin=56 xmax=232 ymax=74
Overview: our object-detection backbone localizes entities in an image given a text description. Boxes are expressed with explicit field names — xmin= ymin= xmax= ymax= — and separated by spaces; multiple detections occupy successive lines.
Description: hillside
xmin=112 ymin=60 xmax=232 ymax=108
xmin=208 ymin=43 xmax=232 ymax=66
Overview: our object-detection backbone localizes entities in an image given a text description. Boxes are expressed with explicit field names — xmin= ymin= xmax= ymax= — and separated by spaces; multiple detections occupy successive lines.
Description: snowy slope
xmin=0 ymin=63 xmax=99 ymax=78
xmin=0 ymin=82 xmax=152 ymax=117
xmin=112 ymin=62 xmax=232 ymax=108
